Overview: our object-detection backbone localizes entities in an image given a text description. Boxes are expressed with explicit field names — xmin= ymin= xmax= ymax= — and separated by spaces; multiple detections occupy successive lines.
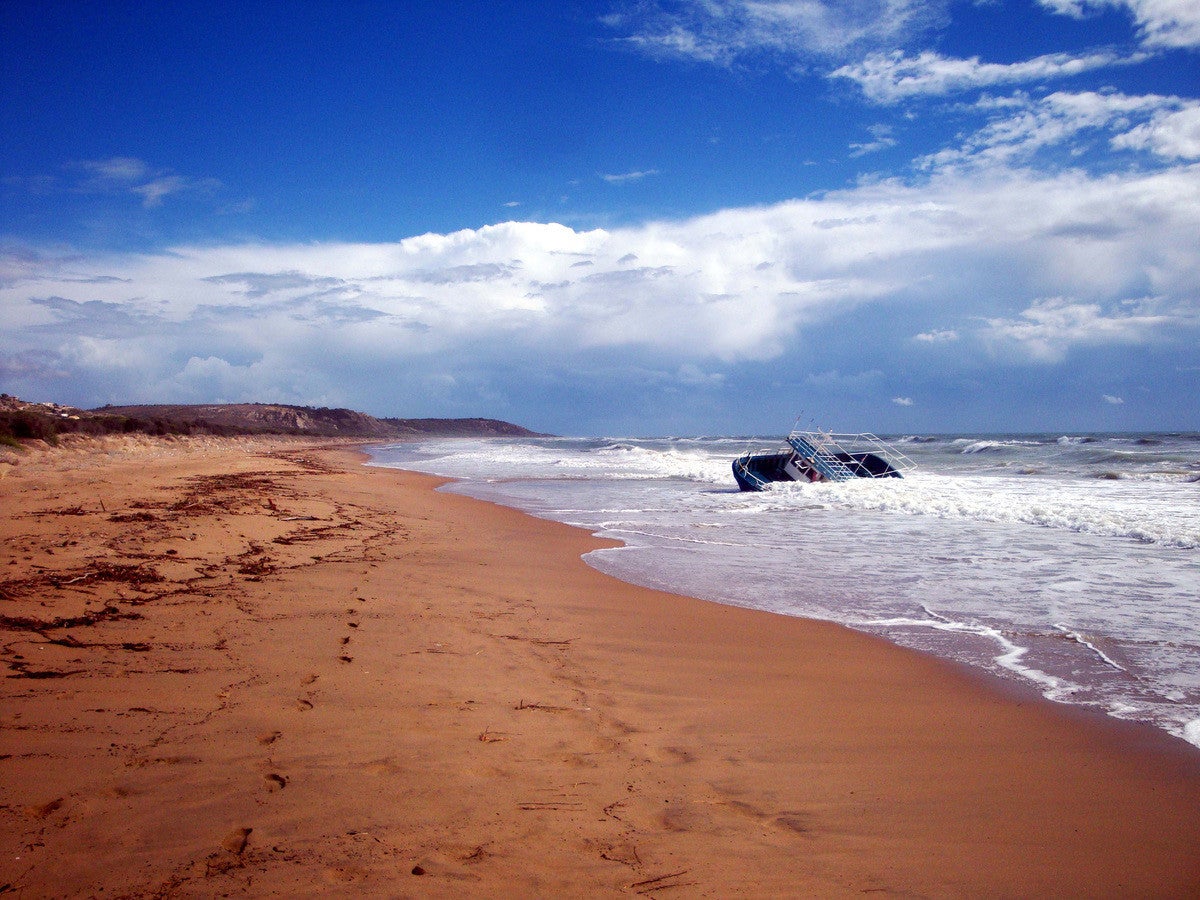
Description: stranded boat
xmin=733 ymin=429 xmax=915 ymax=491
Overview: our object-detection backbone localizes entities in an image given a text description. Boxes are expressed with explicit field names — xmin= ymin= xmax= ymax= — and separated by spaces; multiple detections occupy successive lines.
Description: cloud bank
xmin=4 ymin=154 xmax=1198 ymax=431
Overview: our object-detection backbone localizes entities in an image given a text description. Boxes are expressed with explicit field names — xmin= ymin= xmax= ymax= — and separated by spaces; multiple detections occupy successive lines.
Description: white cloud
xmin=918 ymin=90 xmax=1200 ymax=170
xmin=914 ymin=328 xmax=959 ymax=342
xmin=131 ymin=176 xmax=191 ymax=208
xmin=849 ymin=124 xmax=897 ymax=156
xmin=1129 ymin=0 xmax=1200 ymax=47
xmin=607 ymin=0 xmax=947 ymax=64
xmin=1039 ymin=0 xmax=1200 ymax=49
xmin=1103 ymin=393 xmax=1125 ymax=404
xmin=72 ymin=157 xmax=150 ymax=183
xmin=675 ymin=363 xmax=726 ymax=386
xmin=831 ymin=49 xmax=1142 ymax=103
xmin=168 ymin=354 xmax=328 ymax=404
xmin=733 ymin=0 xmax=941 ymax=56
xmin=1111 ymin=105 xmax=1200 ymax=158
xmin=3 ymin=163 xmax=1198 ymax=411
xmin=981 ymin=297 xmax=1174 ymax=362
xmin=601 ymin=169 xmax=661 ymax=184
xmin=622 ymin=22 xmax=733 ymax=64
xmin=892 ymin=396 xmax=915 ymax=405
xmin=67 ymin=335 xmax=151 ymax=370
xmin=610 ymin=0 xmax=1198 ymax=68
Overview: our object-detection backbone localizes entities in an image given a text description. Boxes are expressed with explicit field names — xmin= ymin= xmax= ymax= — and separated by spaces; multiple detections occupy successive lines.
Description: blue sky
xmin=2 ymin=0 xmax=1198 ymax=435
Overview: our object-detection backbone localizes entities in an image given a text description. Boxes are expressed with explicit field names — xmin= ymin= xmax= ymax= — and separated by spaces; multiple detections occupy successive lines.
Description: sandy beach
xmin=2 ymin=436 xmax=1199 ymax=897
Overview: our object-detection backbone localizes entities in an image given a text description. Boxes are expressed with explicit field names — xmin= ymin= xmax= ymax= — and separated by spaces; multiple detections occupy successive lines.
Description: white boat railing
xmin=789 ymin=429 xmax=918 ymax=478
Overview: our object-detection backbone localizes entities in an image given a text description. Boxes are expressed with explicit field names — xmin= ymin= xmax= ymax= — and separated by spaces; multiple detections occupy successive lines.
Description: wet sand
xmin=2 ymin=436 xmax=1199 ymax=897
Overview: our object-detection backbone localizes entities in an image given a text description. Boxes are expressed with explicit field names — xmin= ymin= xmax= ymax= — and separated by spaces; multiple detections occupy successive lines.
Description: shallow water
xmin=368 ymin=432 xmax=1200 ymax=749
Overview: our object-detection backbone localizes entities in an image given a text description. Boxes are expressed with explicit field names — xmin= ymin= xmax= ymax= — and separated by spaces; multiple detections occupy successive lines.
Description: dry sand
xmin=2 ymin=435 xmax=1199 ymax=897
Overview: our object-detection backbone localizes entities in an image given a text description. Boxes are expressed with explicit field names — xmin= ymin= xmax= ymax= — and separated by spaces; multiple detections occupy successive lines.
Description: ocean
xmin=367 ymin=432 xmax=1200 ymax=750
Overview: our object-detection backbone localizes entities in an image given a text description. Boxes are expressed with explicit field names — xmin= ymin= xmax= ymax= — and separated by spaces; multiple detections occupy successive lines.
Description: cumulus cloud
xmin=892 ymin=396 xmax=915 ymax=405
xmin=0 ymin=350 xmax=71 ymax=380
xmin=167 ymin=355 xmax=315 ymax=404
xmin=831 ymin=48 xmax=1143 ymax=103
xmin=981 ymin=297 xmax=1176 ymax=362
xmin=1111 ymin=105 xmax=1200 ymax=158
xmin=2 ymin=163 xmax=1198 ymax=421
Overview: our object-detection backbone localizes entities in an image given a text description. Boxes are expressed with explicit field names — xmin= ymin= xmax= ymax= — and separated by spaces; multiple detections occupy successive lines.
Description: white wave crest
xmin=379 ymin=437 xmax=734 ymax=485
xmin=959 ymin=439 xmax=1042 ymax=454
xmin=862 ymin=614 xmax=1072 ymax=695
xmin=1054 ymin=624 xmax=1126 ymax=672
xmin=760 ymin=473 xmax=1200 ymax=549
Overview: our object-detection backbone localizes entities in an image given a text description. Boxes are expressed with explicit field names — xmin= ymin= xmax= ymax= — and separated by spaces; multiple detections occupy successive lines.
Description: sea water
xmin=367 ymin=433 xmax=1200 ymax=750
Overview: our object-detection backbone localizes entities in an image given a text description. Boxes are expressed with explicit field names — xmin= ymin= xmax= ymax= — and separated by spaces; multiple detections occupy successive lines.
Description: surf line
xmin=1053 ymin=623 xmax=1126 ymax=672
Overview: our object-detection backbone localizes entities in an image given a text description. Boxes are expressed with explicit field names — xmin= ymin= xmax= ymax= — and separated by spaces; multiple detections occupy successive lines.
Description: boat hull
xmin=733 ymin=450 xmax=901 ymax=491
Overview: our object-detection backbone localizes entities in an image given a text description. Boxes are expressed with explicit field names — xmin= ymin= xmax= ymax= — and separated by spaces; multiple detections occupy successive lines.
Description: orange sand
xmin=2 ymin=436 xmax=1199 ymax=896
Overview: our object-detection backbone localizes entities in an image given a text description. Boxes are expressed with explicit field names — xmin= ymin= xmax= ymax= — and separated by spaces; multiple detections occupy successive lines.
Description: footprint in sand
xmin=295 ymin=699 xmax=313 ymax=711
xmin=364 ymin=756 xmax=405 ymax=776
xmin=25 ymin=797 xmax=64 ymax=819
xmin=264 ymin=773 xmax=288 ymax=791
xmin=220 ymin=826 xmax=253 ymax=854
xmin=323 ymin=865 xmax=367 ymax=884
xmin=257 ymin=730 xmax=282 ymax=745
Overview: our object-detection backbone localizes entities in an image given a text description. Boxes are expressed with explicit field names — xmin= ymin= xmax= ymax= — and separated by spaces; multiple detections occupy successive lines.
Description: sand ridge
xmin=2 ymin=438 xmax=1199 ymax=896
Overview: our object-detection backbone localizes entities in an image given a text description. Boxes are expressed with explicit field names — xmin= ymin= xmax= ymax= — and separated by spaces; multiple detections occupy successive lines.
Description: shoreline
xmin=385 ymin=449 xmax=1200 ymax=760
xmin=2 ymin=438 xmax=1199 ymax=895
xmin=381 ymin=444 xmax=1200 ymax=763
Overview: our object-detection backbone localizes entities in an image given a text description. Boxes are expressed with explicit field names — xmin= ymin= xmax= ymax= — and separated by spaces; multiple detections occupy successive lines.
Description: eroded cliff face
xmin=172 ymin=404 xmax=395 ymax=436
